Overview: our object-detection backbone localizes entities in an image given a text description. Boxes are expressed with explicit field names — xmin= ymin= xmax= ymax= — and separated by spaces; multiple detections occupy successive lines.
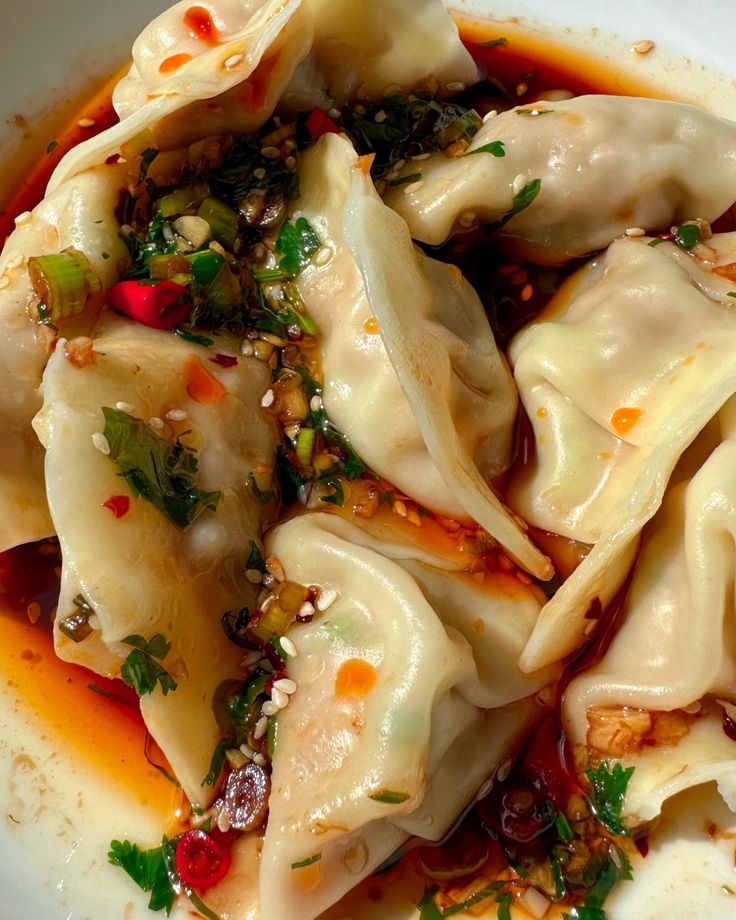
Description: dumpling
xmin=507 ymin=234 xmax=736 ymax=670
xmin=293 ymin=131 xmax=549 ymax=578
xmin=33 ymin=313 xmax=277 ymax=805
xmin=258 ymin=512 xmax=551 ymax=920
xmin=563 ymin=399 xmax=736 ymax=823
xmin=0 ymin=162 xmax=129 ymax=552
xmin=384 ymin=95 xmax=736 ymax=264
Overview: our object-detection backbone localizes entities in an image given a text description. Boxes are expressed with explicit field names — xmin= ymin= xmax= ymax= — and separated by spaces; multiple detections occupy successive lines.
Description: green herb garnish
xmin=137 ymin=148 xmax=160 ymax=186
xmin=120 ymin=634 xmax=178 ymax=697
xmin=58 ymin=594 xmax=95 ymax=643
xmin=46 ymin=140 xmax=59 ymax=153
xmin=585 ymin=761 xmax=634 ymax=837
xmin=462 ymin=140 xmax=506 ymax=157
xmin=515 ymin=107 xmax=554 ymax=116
xmin=276 ymin=217 xmax=321 ymax=278
xmin=102 ymin=407 xmax=221 ymax=528
xmin=442 ymin=883 xmax=505 ymax=917
xmin=489 ymin=177 xmax=542 ymax=231
xmin=291 ymin=853 xmax=322 ymax=869
xmin=108 ymin=838 xmax=174 ymax=913
xmin=478 ymin=37 xmax=508 ymax=47
xmin=674 ymin=223 xmax=701 ymax=250
xmin=369 ymin=790 xmax=410 ymax=804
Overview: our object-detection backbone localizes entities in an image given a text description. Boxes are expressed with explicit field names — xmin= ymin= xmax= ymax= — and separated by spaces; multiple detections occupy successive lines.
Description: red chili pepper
xmin=175 ymin=829 xmax=231 ymax=891
xmin=103 ymin=495 xmax=130 ymax=518
xmin=209 ymin=353 xmax=238 ymax=368
xmin=306 ymin=107 xmax=341 ymax=139
xmin=107 ymin=279 xmax=190 ymax=330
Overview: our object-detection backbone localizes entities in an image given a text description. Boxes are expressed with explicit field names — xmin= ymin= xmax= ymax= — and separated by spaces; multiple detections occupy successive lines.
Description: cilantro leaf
xmin=103 ymin=407 xmax=221 ymax=528
xmin=515 ymin=107 xmax=554 ymax=116
xmin=369 ymin=790 xmax=410 ymax=804
xmin=276 ymin=217 xmax=321 ymax=277
xmin=246 ymin=540 xmax=266 ymax=572
xmin=478 ymin=37 xmax=508 ymax=47
xmin=462 ymin=140 xmax=506 ymax=158
xmin=108 ymin=839 xmax=174 ymax=914
xmin=489 ymin=178 xmax=541 ymax=232
xmin=586 ymin=761 xmax=634 ymax=836
xmin=121 ymin=634 xmax=178 ymax=697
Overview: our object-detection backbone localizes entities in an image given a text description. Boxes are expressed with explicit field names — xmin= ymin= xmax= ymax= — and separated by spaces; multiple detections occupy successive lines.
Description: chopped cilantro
xmin=729 ymin=292 xmax=736 ymax=298
xmin=648 ymin=237 xmax=666 ymax=247
xmin=489 ymin=177 xmax=542 ymax=231
xmin=108 ymin=838 xmax=174 ymax=913
xmin=586 ymin=761 xmax=634 ymax=837
xmin=515 ymin=107 xmax=554 ymax=116
xmin=245 ymin=540 xmax=266 ymax=572
xmin=291 ymin=853 xmax=322 ymax=869
xmin=478 ymin=37 xmax=508 ymax=47
xmin=276 ymin=217 xmax=321 ymax=277
xmin=173 ymin=326 xmax=214 ymax=347
xmin=674 ymin=223 xmax=701 ymax=250
xmin=121 ymin=634 xmax=178 ymax=697
xmin=103 ymin=407 xmax=221 ymax=528
xmin=220 ymin=607 xmax=251 ymax=647
xmin=369 ymin=790 xmax=410 ymax=804
xmin=246 ymin=472 xmax=276 ymax=504
xmin=442 ymin=883 xmax=505 ymax=917
xmin=320 ymin=478 xmax=345 ymax=507
xmin=462 ymin=140 xmax=506 ymax=158
xmin=137 ymin=148 xmax=160 ymax=186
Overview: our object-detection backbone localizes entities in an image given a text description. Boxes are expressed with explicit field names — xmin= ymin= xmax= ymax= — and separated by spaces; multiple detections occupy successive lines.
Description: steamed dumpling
xmin=259 ymin=512 xmax=549 ymax=920
xmin=508 ymin=234 xmax=736 ymax=670
xmin=385 ymin=95 xmax=736 ymax=264
xmin=34 ymin=313 xmax=277 ymax=805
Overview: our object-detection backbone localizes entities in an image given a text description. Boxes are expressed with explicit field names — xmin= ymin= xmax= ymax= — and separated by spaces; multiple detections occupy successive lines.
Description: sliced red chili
xmin=306 ymin=107 xmax=341 ymax=140
xmin=107 ymin=279 xmax=190 ymax=330
xmin=209 ymin=353 xmax=239 ymax=368
xmin=103 ymin=495 xmax=130 ymax=518
xmin=175 ymin=829 xmax=231 ymax=891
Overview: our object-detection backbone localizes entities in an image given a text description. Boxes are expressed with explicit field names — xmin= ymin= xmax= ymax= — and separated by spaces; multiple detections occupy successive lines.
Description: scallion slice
xmin=28 ymin=248 xmax=104 ymax=322
xmin=197 ymin=197 xmax=239 ymax=249
xmin=155 ymin=182 xmax=211 ymax=218
xmin=295 ymin=427 xmax=316 ymax=467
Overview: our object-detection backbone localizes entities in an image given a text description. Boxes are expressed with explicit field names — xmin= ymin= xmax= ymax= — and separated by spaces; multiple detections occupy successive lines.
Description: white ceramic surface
xmin=2 ymin=3 xmax=736 ymax=920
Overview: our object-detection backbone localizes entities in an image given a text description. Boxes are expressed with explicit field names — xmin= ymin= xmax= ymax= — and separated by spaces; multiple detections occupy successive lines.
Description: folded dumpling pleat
xmin=33 ymin=313 xmax=277 ymax=805
xmin=259 ymin=513 xmax=549 ymax=920
xmin=508 ymin=235 xmax=736 ymax=670
xmin=385 ymin=95 xmax=736 ymax=264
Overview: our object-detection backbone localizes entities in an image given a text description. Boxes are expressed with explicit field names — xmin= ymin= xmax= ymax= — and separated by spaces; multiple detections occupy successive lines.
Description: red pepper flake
xmin=103 ymin=495 xmax=130 ymax=518
xmin=305 ymin=107 xmax=341 ymax=140
xmin=210 ymin=353 xmax=239 ymax=368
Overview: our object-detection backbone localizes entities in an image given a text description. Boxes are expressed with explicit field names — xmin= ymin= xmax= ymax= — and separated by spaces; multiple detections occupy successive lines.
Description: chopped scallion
xmin=155 ymin=182 xmax=211 ymax=218
xmin=28 ymin=248 xmax=104 ymax=322
xmin=197 ymin=197 xmax=239 ymax=248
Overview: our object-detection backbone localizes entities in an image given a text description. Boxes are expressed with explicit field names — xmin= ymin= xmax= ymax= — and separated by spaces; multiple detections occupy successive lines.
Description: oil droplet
xmin=610 ymin=406 xmax=642 ymax=435
xmin=536 ymin=406 xmax=548 ymax=419
xmin=159 ymin=53 xmax=193 ymax=74
xmin=363 ymin=316 xmax=380 ymax=336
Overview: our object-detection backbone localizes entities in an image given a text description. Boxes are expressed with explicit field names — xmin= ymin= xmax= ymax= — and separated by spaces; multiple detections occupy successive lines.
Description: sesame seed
xmin=477 ymin=778 xmax=494 ymax=800
xmin=253 ymin=167 xmax=266 ymax=180
xmin=216 ymin=809 xmax=231 ymax=833
xmin=88 ymin=614 xmax=100 ymax=630
xmin=240 ymin=743 xmax=255 ymax=759
xmin=512 ymin=173 xmax=528 ymax=195
xmin=316 ymin=587 xmax=337 ymax=611
xmin=447 ymin=81 xmax=465 ymax=92
xmin=482 ymin=109 xmax=498 ymax=123
xmin=0 ymin=276 xmax=9 ymax=291
xmin=241 ymin=339 xmax=255 ymax=357
xmin=404 ymin=180 xmax=424 ymax=195
xmin=374 ymin=110 xmax=387 ymax=123
xmin=14 ymin=211 xmax=31 ymax=225
xmin=632 ymin=39 xmax=655 ymax=54
xmin=77 ymin=118 xmax=96 ymax=128
xmin=261 ymin=389 xmax=275 ymax=408
xmin=6 ymin=254 xmax=23 ymax=270
xmin=328 ymin=107 xmax=341 ymax=120
xmin=262 ymin=700 xmax=279 ymax=717
xmin=411 ymin=152 xmax=431 ymax=161
xmin=313 ymin=247 xmax=332 ymax=267
xmin=252 ymin=753 xmax=267 ymax=767
xmin=458 ymin=211 xmax=476 ymax=228
xmin=115 ymin=401 xmax=135 ymax=412
xmin=224 ymin=52 xmax=244 ymax=69
xmin=625 ymin=227 xmax=646 ymax=237
xmin=271 ymin=688 xmax=289 ymax=709
xmin=147 ymin=417 xmax=164 ymax=430
xmin=406 ymin=509 xmax=422 ymax=527
xmin=299 ymin=601 xmax=315 ymax=619
xmin=309 ymin=394 xmax=323 ymax=412
xmin=165 ymin=408 xmax=187 ymax=421
xmin=260 ymin=146 xmax=281 ymax=159
xmin=393 ymin=500 xmax=408 ymax=518
xmin=26 ymin=602 xmax=41 ymax=624
xmin=279 ymin=635 xmax=298 ymax=657
xmin=497 ymin=759 xmax=513 ymax=782
xmin=285 ymin=156 xmax=296 ymax=170
xmin=254 ymin=716 xmax=269 ymax=740
xmin=273 ymin=678 xmax=297 ymax=695
xmin=245 ymin=568 xmax=263 ymax=584
xmin=91 ymin=432 xmax=110 ymax=455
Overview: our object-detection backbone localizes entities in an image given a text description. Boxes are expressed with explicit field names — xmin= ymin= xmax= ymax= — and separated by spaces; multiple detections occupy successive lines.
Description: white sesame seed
xmin=77 ymin=117 xmax=96 ymax=128
xmin=241 ymin=339 xmax=255 ymax=357
xmin=374 ymin=110 xmax=387 ymax=124
xmin=165 ymin=408 xmax=187 ymax=421
xmin=410 ymin=152 xmax=431 ymax=160
xmin=477 ymin=778 xmax=494 ymax=800
xmin=224 ymin=52 xmax=244 ymax=69
xmin=271 ymin=688 xmax=289 ymax=709
xmin=316 ymin=587 xmax=337 ymax=611
xmin=625 ymin=227 xmax=646 ymax=237
xmin=262 ymin=700 xmax=279 ymax=717
xmin=245 ymin=568 xmax=263 ymax=584
xmin=273 ymin=678 xmax=297 ymax=695
xmin=261 ymin=389 xmax=275 ymax=408
xmin=328 ymin=107 xmax=341 ymax=120
xmin=216 ymin=809 xmax=231 ymax=833
xmin=299 ymin=601 xmax=315 ymax=618
xmin=88 ymin=614 xmax=100 ymax=630
xmin=285 ymin=156 xmax=296 ymax=170
xmin=6 ymin=254 xmax=23 ymax=270
xmin=458 ymin=211 xmax=476 ymax=228
xmin=512 ymin=173 xmax=528 ymax=195
xmin=14 ymin=211 xmax=31 ymax=225
xmin=114 ymin=401 xmax=134 ymax=414
xmin=91 ymin=432 xmax=110 ymax=455
xmin=446 ymin=81 xmax=465 ymax=92
xmin=313 ymin=246 xmax=332 ymax=267
xmin=240 ymin=744 xmax=255 ymax=759
xmin=254 ymin=716 xmax=269 ymax=740
xmin=482 ymin=109 xmax=498 ymax=123
xmin=147 ymin=416 xmax=164 ymax=430
xmin=252 ymin=753 xmax=267 ymax=767
xmin=497 ymin=758 xmax=513 ymax=782
xmin=0 ymin=276 xmax=9 ymax=291
xmin=260 ymin=146 xmax=281 ymax=159
xmin=241 ymin=649 xmax=262 ymax=668
xmin=404 ymin=180 xmax=424 ymax=195
xmin=252 ymin=168 xmax=267 ymax=181
xmin=632 ymin=39 xmax=655 ymax=54
xmin=309 ymin=394 xmax=323 ymax=412
xmin=279 ymin=635 xmax=298 ymax=658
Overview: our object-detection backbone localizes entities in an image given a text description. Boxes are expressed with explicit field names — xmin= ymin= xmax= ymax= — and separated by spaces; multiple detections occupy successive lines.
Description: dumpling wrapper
xmin=336 ymin=142 xmax=550 ymax=578
xmin=33 ymin=313 xmax=277 ymax=806
xmin=259 ymin=513 xmax=546 ymax=920
xmin=564 ymin=400 xmax=736 ymax=822
xmin=385 ymin=95 xmax=736 ymax=264
xmin=0 ymin=162 xmax=129 ymax=552
xmin=508 ymin=235 xmax=736 ymax=670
